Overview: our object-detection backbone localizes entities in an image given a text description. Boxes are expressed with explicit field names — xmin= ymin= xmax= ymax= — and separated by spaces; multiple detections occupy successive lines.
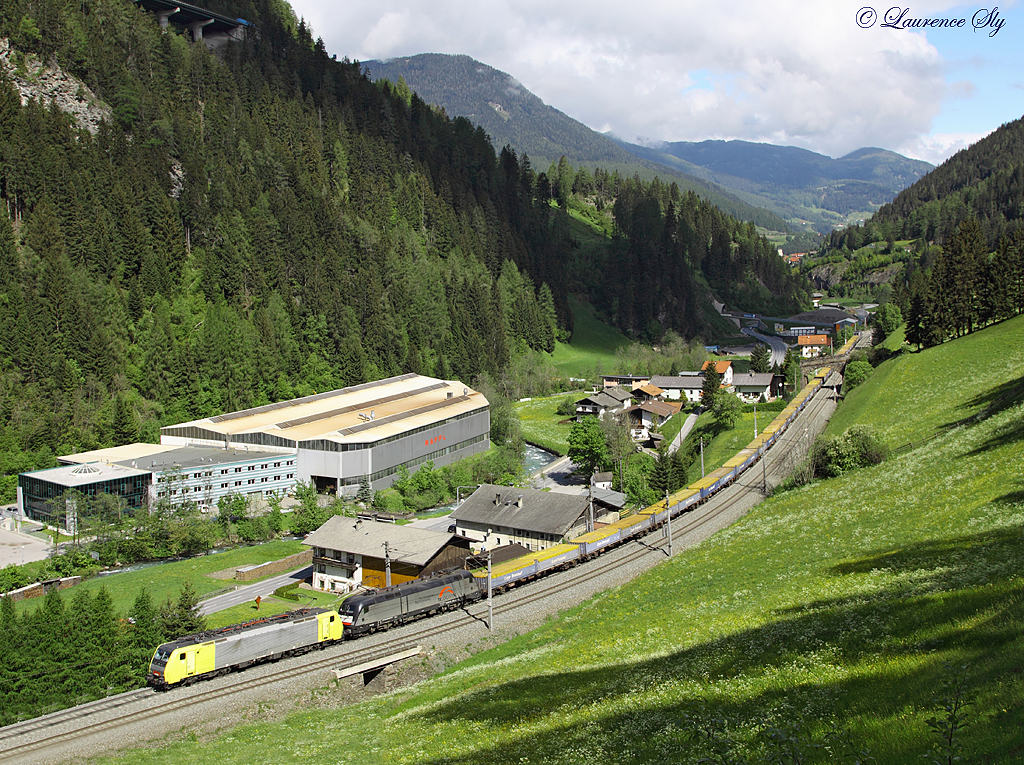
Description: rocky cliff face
xmin=0 ymin=38 xmax=112 ymax=134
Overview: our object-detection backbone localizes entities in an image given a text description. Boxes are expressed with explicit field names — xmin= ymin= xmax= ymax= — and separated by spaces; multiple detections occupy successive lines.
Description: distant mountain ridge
xmin=362 ymin=54 xmax=789 ymax=231
xmin=611 ymin=138 xmax=933 ymax=233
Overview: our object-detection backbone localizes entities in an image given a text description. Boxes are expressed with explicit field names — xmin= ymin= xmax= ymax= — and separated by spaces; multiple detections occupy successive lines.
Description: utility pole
xmin=587 ymin=486 xmax=594 ymax=533
xmin=700 ymin=437 xmax=705 ymax=478
xmin=762 ymin=444 xmax=768 ymax=496
xmin=753 ymin=400 xmax=758 ymax=438
xmin=487 ymin=547 xmax=493 ymax=631
xmin=664 ymin=489 xmax=673 ymax=558
xmin=384 ymin=541 xmax=392 ymax=587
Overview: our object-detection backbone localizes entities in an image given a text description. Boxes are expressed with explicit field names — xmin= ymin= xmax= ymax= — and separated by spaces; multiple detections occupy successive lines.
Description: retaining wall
xmin=235 ymin=549 xmax=312 ymax=582
xmin=1 ymin=576 xmax=82 ymax=601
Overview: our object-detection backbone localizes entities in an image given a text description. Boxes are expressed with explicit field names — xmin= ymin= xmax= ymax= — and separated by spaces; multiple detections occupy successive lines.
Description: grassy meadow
xmin=514 ymin=393 xmax=578 ymax=455
xmin=99 ymin=320 xmax=1024 ymax=765
xmin=827 ymin=313 xmax=1023 ymax=447
xmin=15 ymin=540 xmax=307 ymax=618
xmin=546 ymin=294 xmax=631 ymax=379
xmin=682 ymin=409 xmax=767 ymax=478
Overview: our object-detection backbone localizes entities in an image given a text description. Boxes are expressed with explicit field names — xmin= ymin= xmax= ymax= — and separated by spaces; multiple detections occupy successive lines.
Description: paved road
xmin=669 ymin=409 xmax=700 ymax=454
xmin=0 ymin=524 xmax=51 ymax=567
xmin=742 ymin=327 xmax=789 ymax=367
xmin=530 ymin=455 xmax=587 ymax=495
xmin=198 ymin=565 xmax=314 ymax=616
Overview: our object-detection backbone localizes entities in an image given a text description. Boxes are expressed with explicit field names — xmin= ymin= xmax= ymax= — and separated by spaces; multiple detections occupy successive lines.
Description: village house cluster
xmin=573 ymin=360 xmax=781 ymax=448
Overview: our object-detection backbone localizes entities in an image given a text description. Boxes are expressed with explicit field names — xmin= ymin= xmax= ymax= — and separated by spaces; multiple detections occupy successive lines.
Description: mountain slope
xmin=0 ymin=0 xmax=813 ymax=497
xmin=864 ymin=114 xmax=1024 ymax=244
xmin=362 ymin=54 xmax=789 ymax=231
xmin=614 ymin=138 xmax=932 ymax=233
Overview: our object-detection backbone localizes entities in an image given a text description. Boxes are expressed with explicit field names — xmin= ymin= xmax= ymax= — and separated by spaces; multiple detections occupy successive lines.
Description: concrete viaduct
xmin=134 ymin=0 xmax=255 ymax=49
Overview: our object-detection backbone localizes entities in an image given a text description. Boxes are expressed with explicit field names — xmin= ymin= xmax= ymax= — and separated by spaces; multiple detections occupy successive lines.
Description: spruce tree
xmin=128 ymin=588 xmax=164 ymax=681
xmin=701 ymin=363 xmax=721 ymax=408
xmin=749 ymin=344 xmax=771 ymax=373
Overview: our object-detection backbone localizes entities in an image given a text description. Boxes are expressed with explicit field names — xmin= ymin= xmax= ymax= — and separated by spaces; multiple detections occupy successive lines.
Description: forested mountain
xmin=804 ymin=118 xmax=1024 ymax=345
xmin=362 ymin=54 xmax=789 ymax=231
xmin=0 ymin=0 xmax=808 ymax=498
xmin=615 ymin=138 xmax=932 ymax=233
xmin=827 ymin=114 xmax=1024 ymax=248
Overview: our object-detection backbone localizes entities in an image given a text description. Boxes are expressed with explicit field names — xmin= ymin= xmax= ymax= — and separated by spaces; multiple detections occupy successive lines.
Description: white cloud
xmin=290 ymin=0 xmax=964 ymax=158
xmin=897 ymin=131 xmax=992 ymax=164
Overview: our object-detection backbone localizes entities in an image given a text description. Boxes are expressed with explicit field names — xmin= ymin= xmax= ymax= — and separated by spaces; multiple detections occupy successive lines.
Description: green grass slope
xmin=101 ymin=324 xmax=1024 ymax=764
xmin=546 ymin=294 xmax=631 ymax=378
xmin=16 ymin=540 xmax=306 ymax=618
xmin=827 ymin=314 xmax=1024 ymax=448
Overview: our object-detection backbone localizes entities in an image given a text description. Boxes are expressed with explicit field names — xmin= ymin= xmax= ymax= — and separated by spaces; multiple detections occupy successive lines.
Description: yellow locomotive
xmin=150 ymin=608 xmax=342 ymax=688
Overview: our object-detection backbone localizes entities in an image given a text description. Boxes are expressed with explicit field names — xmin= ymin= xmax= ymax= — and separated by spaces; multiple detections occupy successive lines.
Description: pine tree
xmin=127 ymin=589 xmax=164 ymax=682
xmin=749 ymin=344 xmax=771 ymax=374
xmin=701 ymin=363 xmax=721 ymax=408
xmin=160 ymin=581 xmax=206 ymax=639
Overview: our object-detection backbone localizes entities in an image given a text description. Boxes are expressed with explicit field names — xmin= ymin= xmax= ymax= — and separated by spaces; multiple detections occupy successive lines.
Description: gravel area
xmin=4 ymin=379 xmax=840 ymax=764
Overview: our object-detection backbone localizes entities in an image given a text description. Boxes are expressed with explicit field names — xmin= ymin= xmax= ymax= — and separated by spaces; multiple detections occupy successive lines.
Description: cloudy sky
xmin=288 ymin=0 xmax=1022 ymax=165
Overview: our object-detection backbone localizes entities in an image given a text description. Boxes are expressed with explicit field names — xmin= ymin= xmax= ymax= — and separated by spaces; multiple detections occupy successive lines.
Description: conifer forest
xmin=0 ymin=0 xmax=808 ymax=500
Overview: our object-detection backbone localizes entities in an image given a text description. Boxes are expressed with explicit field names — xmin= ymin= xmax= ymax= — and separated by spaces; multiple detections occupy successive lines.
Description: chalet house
xmin=304 ymin=515 xmax=471 ymax=593
xmin=450 ymin=484 xmax=619 ymax=552
xmin=591 ymin=471 xmax=613 ymax=491
xmin=622 ymin=400 xmax=682 ymax=441
xmin=701 ymin=360 xmax=734 ymax=387
xmin=649 ymin=374 xmax=704 ymax=403
xmin=731 ymin=372 xmax=775 ymax=402
xmin=798 ymin=334 xmax=832 ymax=358
xmin=575 ymin=386 xmax=633 ymax=421
xmin=632 ymin=383 xmax=664 ymax=403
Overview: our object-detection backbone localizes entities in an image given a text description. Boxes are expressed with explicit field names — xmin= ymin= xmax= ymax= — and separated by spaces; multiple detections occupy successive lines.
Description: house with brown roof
xmin=632 ymin=383 xmax=664 ymax=403
xmin=622 ymin=400 xmax=682 ymax=442
xmin=797 ymin=334 xmax=832 ymax=358
xmin=701 ymin=360 xmax=734 ymax=386
xmin=303 ymin=515 xmax=471 ymax=593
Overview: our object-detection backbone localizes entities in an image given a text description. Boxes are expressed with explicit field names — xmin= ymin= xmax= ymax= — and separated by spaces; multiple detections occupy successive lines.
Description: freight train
xmin=150 ymin=369 xmax=831 ymax=688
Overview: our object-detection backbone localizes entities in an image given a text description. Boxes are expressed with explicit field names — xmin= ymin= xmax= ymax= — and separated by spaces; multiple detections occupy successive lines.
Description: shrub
xmin=555 ymin=394 xmax=578 ymax=417
xmin=811 ymin=425 xmax=888 ymax=478
xmin=273 ymin=582 xmax=301 ymax=601
xmin=867 ymin=344 xmax=899 ymax=367
xmin=0 ymin=563 xmax=28 ymax=593
xmin=372 ymin=488 xmax=407 ymax=513
xmin=844 ymin=360 xmax=873 ymax=391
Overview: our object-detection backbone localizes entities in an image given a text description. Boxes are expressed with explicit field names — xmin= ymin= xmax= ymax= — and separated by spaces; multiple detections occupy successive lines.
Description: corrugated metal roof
xmin=336 ymin=395 xmax=471 ymax=436
xmin=164 ymin=374 xmax=487 ymax=446
xmin=302 ymin=515 xmax=461 ymax=567
xmin=275 ymin=382 xmax=448 ymax=429
xmin=210 ymin=374 xmax=420 ymax=423
xmin=452 ymin=484 xmax=589 ymax=537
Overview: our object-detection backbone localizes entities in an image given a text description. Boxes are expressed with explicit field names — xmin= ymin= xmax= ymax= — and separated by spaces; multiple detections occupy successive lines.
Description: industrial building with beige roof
xmin=161 ymin=373 xmax=490 ymax=495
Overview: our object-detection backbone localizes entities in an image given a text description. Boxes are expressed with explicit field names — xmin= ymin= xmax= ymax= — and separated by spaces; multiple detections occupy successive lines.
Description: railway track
xmin=0 ymin=373 xmax=839 ymax=763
